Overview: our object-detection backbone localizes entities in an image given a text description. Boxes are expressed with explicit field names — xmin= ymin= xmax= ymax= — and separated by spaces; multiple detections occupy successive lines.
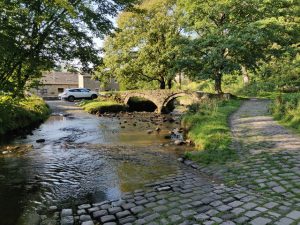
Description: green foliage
xmin=271 ymin=93 xmax=300 ymax=132
xmin=258 ymin=53 xmax=300 ymax=91
xmin=0 ymin=95 xmax=50 ymax=136
xmin=80 ymin=100 xmax=127 ymax=114
xmin=0 ymin=0 xmax=135 ymax=95
xmin=176 ymin=0 xmax=300 ymax=93
xmin=96 ymin=0 xmax=182 ymax=90
xmin=182 ymin=99 xmax=241 ymax=164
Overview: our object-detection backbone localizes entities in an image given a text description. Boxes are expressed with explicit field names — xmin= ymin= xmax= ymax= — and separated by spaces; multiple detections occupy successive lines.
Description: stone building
xmin=32 ymin=72 xmax=100 ymax=98
xmin=78 ymin=74 xmax=100 ymax=91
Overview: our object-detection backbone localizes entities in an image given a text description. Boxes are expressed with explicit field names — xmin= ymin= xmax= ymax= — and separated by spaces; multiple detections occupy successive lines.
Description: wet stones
xmin=130 ymin=206 xmax=144 ymax=214
xmin=92 ymin=210 xmax=108 ymax=219
xmin=49 ymin=205 xmax=58 ymax=212
xmin=61 ymin=209 xmax=73 ymax=225
xmin=156 ymin=186 xmax=172 ymax=192
xmin=174 ymin=140 xmax=184 ymax=146
xmin=78 ymin=204 xmax=91 ymax=210
xmin=80 ymin=214 xmax=92 ymax=222
xmin=82 ymin=221 xmax=94 ymax=225
xmin=61 ymin=209 xmax=72 ymax=217
xmin=116 ymin=210 xmax=131 ymax=219
xmin=108 ymin=207 xmax=122 ymax=214
xmin=101 ymin=215 xmax=116 ymax=223
xmin=36 ymin=139 xmax=45 ymax=143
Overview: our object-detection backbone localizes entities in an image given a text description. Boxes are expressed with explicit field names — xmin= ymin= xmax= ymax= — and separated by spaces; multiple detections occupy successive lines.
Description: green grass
xmin=80 ymin=99 xmax=127 ymax=114
xmin=182 ymin=99 xmax=242 ymax=164
xmin=0 ymin=95 xmax=50 ymax=136
xmin=271 ymin=93 xmax=300 ymax=132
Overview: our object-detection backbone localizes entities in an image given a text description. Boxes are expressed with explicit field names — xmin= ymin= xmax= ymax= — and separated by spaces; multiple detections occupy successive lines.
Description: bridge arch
xmin=124 ymin=93 xmax=160 ymax=112
xmin=161 ymin=92 xmax=198 ymax=113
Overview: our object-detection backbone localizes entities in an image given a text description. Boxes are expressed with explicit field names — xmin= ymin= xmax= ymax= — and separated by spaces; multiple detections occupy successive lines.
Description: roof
xmin=41 ymin=72 xmax=78 ymax=85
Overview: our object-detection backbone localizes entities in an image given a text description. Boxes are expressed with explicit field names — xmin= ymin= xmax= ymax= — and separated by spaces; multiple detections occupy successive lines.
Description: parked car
xmin=59 ymin=88 xmax=98 ymax=102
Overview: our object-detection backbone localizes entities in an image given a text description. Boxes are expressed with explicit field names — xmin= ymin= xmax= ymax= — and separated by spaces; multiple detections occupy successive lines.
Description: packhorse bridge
xmin=119 ymin=90 xmax=218 ymax=114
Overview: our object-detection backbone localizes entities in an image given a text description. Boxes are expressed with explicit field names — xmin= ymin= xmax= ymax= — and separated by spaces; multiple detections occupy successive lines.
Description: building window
xmin=58 ymin=88 xmax=64 ymax=93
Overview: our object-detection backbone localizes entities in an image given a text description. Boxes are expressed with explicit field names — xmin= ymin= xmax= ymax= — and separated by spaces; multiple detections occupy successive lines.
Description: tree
xmin=259 ymin=52 xmax=300 ymax=91
xmin=177 ymin=0 xmax=299 ymax=93
xmin=96 ymin=0 xmax=182 ymax=90
xmin=0 ymin=0 xmax=135 ymax=96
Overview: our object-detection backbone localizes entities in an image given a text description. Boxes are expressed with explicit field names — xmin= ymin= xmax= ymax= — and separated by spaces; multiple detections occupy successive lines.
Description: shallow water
xmin=0 ymin=101 xmax=191 ymax=225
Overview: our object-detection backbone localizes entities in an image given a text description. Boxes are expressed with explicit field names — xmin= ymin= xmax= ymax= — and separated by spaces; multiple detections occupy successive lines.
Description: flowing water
xmin=0 ymin=101 xmax=191 ymax=225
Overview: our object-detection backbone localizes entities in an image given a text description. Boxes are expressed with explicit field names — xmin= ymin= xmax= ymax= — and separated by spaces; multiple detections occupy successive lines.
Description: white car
xmin=59 ymin=88 xmax=98 ymax=102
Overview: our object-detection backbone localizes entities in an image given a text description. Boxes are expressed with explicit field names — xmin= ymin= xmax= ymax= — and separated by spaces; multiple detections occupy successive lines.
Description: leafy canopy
xmin=96 ymin=0 xmax=182 ymax=90
xmin=177 ymin=0 xmax=300 ymax=93
xmin=0 ymin=0 xmax=135 ymax=95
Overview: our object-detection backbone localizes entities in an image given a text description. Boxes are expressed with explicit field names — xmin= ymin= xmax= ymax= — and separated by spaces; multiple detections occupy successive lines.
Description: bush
xmin=182 ymin=99 xmax=241 ymax=164
xmin=271 ymin=93 xmax=300 ymax=131
xmin=0 ymin=95 xmax=50 ymax=136
xmin=80 ymin=100 xmax=127 ymax=114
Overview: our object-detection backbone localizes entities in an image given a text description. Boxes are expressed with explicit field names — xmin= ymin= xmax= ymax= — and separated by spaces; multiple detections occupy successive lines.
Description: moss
xmin=0 ymin=95 xmax=50 ymax=136
xmin=182 ymin=99 xmax=242 ymax=164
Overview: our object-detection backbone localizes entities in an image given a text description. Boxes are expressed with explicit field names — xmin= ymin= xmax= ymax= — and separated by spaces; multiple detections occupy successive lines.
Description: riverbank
xmin=182 ymin=99 xmax=242 ymax=164
xmin=0 ymin=95 xmax=50 ymax=141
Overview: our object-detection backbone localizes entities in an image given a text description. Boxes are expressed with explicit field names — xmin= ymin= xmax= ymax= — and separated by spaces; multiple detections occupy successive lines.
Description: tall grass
xmin=0 ymin=95 xmax=50 ymax=136
xmin=182 ymin=99 xmax=241 ymax=164
xmin=271 ymin=93 xmax=300 ymax=132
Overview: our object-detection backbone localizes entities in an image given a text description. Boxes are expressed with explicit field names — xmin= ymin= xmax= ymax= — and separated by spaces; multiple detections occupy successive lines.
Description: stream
xmin=0 ymin=100 xmax=192 ymax=225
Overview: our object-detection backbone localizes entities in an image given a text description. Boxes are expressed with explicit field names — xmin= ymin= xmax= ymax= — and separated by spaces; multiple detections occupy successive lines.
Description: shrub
xmin=0 ymin=95 xmax=50 ymax=136
xmin=271 ymin=93 xmax=300 ymax=131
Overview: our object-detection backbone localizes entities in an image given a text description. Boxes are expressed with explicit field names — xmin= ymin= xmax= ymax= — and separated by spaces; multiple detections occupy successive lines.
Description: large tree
xmin=177 ymin=0 xmax=299 ymax=93
xmin=0 ymin=0 xmax=135 ymax=95
xmin=97 ymin=0 xmax=182 ymax=90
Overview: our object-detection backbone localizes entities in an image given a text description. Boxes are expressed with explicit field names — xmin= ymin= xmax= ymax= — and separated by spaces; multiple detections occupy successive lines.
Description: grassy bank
xmin=182 ymin=99 xmax=242 ymax=164
xmin=0 ymin=95 xmax=50 ymax=137
xmin=80 ymin=99 xmax=127 ymax=114
xmin=271 ymin=93 xmax=300 ymax=132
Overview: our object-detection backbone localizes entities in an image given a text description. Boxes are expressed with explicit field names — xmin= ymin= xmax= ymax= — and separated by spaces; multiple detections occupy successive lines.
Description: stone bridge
xmin=120 ymin=90 xmax=202 ymax=114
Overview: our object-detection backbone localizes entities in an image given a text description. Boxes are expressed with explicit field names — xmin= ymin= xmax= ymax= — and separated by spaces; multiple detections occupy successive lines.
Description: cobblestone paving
xmin=230 ymin=99 xmax=300 ymax=155
xmin=56 ymin=99 xmax=300 ymax=225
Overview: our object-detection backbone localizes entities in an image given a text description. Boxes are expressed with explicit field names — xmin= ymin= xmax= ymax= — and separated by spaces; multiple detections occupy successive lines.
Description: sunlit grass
xmin=182 ymin=99 xmax=242 ymax=164
xmin=0 ymin=95 xmax=50 ymax=135
xmin=80 ymin=99 xmax=126 ymax=114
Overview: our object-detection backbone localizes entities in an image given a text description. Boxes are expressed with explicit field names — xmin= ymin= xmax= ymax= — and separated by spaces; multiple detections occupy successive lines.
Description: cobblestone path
xmin=56 ymin=99 xmax=300 ymax=225
xmin=230 ymin=99 xmax=300 ymax=155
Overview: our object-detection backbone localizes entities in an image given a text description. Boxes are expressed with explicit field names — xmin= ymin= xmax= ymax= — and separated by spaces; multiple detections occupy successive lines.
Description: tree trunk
xmin=167 ymin=79 xmax=172 ymax=89
xmin=242 ymin=65 xmax=250 ymax=85
xmin=178 ymin=72 xmax=182 ymax=90
xmin=160 ymin=80 xmax=166 ymax=89
xmin=215 ymin=72 xmax=223 ymax=94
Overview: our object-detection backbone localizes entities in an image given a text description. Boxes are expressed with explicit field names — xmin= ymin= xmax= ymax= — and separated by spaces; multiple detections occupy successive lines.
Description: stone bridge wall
xmin=118 ymin=90 xmax=233 ymax=114
xmin=120 ymin=90 xmax=201 ymax=114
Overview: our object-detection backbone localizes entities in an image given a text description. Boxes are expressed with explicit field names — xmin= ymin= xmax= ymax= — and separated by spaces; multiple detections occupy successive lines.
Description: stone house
xmin=32 ymin=72 xmax=101 ymax=98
